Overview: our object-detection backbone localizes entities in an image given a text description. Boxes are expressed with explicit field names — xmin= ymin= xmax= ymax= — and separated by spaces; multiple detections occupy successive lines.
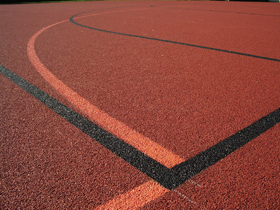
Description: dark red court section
xmin=1 ymin=1 xmax=279 ymax=209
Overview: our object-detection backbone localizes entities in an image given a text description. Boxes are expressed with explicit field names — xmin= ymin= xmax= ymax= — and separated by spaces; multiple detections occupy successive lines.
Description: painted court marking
xmin=27 ymin=8 xmax=185 ymax=169
xmin=94 ymin=180 xmax=168 ymax=210
xmin=173 ymin=189 xmax=197 ymax=205
xmin=70 ymin=9 xmax=280 ymax=63
xmin=26 ymin=8 xmax=184 ymax=207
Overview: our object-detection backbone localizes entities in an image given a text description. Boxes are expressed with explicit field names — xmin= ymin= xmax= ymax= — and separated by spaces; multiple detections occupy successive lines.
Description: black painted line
xmin=69 ymin=11 xmax=280 ymax=63
xmin=0 ymin=65 xmax=173 ymax=189
xmin=155 ymin=5 xmax=280 ymax=18
xmin=171 ymin=108 xmax=280 ymax=188
xmin=1 ymin=64 xmax=279 ymax=190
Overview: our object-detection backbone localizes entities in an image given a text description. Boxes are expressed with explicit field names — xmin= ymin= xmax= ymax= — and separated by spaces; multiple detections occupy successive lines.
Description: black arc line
xmin=153 ymin=5 xmax=280 ymax=18
xmin=1 ymin=65 xmax=280 ymax=190
xmin=69 ymin=11 xmax=280 ymax=63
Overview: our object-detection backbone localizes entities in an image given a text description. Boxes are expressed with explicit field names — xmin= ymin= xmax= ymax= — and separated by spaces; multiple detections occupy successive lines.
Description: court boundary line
xmin=1 ymin=65 xmax=279 ymax=190
xmin=70 ymin=10 xmax=280 ymax=63
xmin=153 ymin=5 xmax=280 ymax=18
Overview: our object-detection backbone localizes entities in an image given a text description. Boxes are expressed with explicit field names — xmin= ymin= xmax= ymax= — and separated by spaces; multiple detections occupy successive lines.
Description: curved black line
xmin=1 ymin=65 xmax=280 ymax=190
xmin=153 ymin=5 xmax=280 ymax=18
xmin=69 ymin=11 xmax=280 ymax=63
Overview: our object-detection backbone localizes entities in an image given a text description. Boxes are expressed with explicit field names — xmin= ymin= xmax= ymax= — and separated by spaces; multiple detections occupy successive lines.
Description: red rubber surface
xmin=1 ymin=1 xmax=279 ymax=209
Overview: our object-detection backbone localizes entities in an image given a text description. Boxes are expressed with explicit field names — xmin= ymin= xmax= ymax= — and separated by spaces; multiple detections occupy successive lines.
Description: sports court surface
xmin=1 ymin=1 xmax=280 ymax=209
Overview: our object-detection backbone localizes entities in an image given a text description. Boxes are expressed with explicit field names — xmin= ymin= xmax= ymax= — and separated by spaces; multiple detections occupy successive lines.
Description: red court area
xmin=1 ymin=1 xmax=280 ymax=209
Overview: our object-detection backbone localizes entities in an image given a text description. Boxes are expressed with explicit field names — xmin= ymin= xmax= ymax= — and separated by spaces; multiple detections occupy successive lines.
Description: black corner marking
xmin=69 ymin=11 xmax=280 ymax=63
xmin=171 ymin=108 xmax=280 ymax=188
xmin=1 ymin=65 xmax=279 ymax=190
